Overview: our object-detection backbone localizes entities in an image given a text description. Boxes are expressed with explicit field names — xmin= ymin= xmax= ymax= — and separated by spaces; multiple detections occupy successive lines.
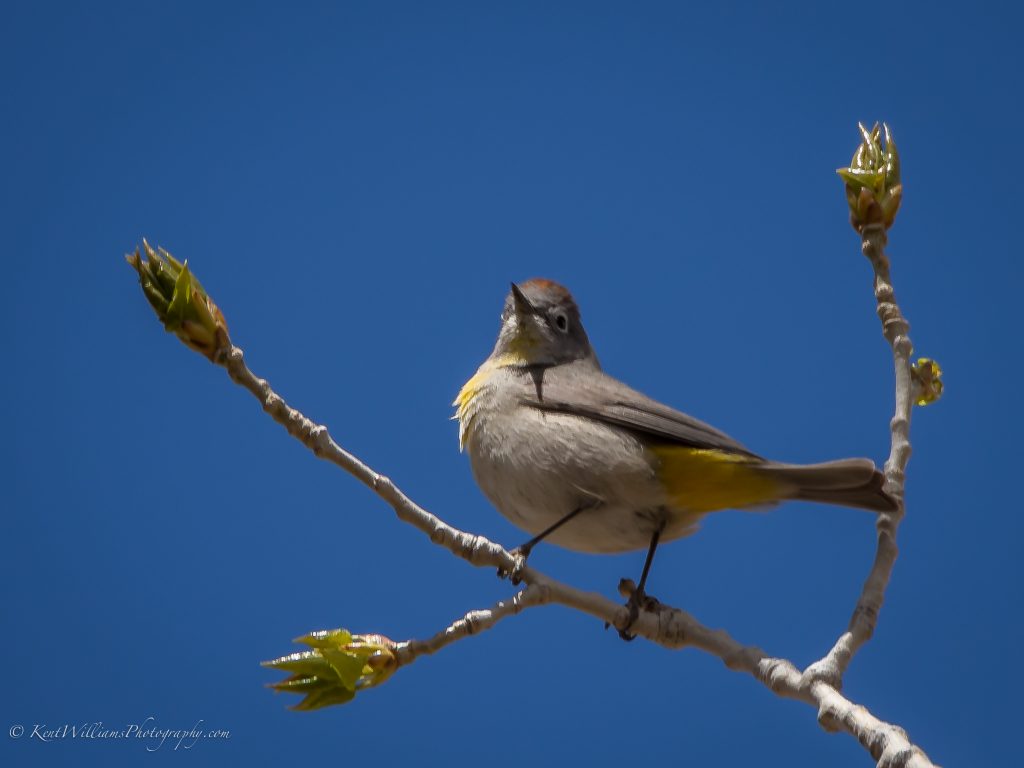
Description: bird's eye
xmin=553 ymin=311 xmax=569 ymax=333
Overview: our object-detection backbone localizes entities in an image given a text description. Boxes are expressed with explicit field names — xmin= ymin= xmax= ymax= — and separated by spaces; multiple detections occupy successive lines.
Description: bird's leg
xmin=515 ymin=505 xmax=590 ymax=559
xmin=498 ymin=504 xmax=591 ymax=584
xmin=615 ymin=521 xmax=665 ymax=642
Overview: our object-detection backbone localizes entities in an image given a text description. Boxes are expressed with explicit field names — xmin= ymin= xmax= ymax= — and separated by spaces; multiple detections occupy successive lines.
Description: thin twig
xmin=394 ymin=585 xmax=548 ymax=664
xmin=806 ymin=222 xmax=914 ymax=688
xmin=216 ymin=345 xmax=516 ymax=572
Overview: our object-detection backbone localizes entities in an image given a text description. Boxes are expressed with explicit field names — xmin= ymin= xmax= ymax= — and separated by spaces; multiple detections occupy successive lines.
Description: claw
xmin=618 ymin=598 xmax=640 ymax=642
xmin=609 ymin=578 xmax=663 ymax=641
xmin=497 ymin=546 xmax=529 ymax=584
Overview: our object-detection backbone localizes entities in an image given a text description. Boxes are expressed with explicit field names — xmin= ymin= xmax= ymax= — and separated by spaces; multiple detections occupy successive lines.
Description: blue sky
xmin=3 ymin=2 xmax=1021 ymax=766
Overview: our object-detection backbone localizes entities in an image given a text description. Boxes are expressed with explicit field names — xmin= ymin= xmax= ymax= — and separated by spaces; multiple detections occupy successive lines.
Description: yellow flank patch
xmin=650 ymin=446 xmax=783 ymax=513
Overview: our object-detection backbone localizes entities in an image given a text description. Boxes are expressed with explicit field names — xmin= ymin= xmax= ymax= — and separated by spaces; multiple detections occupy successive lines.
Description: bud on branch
xmin=263 ymin=629 xmax=398 ymax=710
xmin=837 ymin=122 xmax=902 ymax=231
xmin=126 ymin=240 xmax=230 ymax=361
xmin=910 ymin=358 xmax=943 ymax=406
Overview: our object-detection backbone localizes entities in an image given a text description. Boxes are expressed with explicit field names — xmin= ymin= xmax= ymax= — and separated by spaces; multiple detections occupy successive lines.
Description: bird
xmin=454 ymin=279 xmax=896 ymax=634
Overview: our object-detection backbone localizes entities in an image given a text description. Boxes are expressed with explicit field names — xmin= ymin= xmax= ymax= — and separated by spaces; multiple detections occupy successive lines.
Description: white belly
xmin=463 ymin=395 xmax=690 ymax=553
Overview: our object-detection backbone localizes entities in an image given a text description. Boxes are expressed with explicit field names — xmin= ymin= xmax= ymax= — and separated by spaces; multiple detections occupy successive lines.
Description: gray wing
xmin=518 ymin=360 xmax=760 ymax=458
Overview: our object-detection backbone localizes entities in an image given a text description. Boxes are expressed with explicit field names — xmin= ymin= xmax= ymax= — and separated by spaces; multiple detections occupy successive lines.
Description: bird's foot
xmin=606 ymin=578 xmax=663 ymax=641
xmin=497 ymin=544 xmax=531 ymax=585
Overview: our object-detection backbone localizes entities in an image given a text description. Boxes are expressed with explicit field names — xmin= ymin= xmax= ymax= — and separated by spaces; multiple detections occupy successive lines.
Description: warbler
xmin=454 ymin=279 xmax=895 ymax=616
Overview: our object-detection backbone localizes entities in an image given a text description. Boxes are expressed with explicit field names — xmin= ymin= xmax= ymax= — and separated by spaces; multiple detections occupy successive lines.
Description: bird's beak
xmin=510 ymin=282 xmax=540 ymax=318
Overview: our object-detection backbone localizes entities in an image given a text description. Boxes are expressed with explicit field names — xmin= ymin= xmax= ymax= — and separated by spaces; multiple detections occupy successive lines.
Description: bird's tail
xmin=758 ymin=458 xmax=898 ymax=513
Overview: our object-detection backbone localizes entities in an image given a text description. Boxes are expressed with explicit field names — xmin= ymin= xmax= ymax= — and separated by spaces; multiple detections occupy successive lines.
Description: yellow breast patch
xmin=453 ymin=354 xmax=524 ymax=450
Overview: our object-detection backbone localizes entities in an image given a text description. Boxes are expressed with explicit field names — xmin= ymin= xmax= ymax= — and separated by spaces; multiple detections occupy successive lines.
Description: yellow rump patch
xmin=650 ymin=446 xmax=783 ymax=514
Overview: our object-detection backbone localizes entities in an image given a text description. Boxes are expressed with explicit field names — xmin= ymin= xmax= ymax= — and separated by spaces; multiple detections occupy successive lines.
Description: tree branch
xmin=394 ymin=586 xmax=547 ymax=664
xmin=808 ymin=125 xmax=926 ymax=693
xmin=207 ymin=339 xmax=937 ymax=765
xmin=805 ymin=221 xmax=913 ymax=687
xmin=217 ymin=344 xmax=516 ymax=572
xmin=126 ymin=123 xmax=942 ymax=767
